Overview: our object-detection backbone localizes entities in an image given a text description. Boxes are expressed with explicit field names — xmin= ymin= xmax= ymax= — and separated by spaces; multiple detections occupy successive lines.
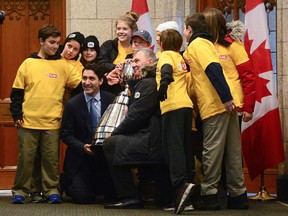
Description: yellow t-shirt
xmin=156 ymin=50 xmax=193 ymax=115
xmin=183 ymin=37 xmax=237 ymax=120
xmin=155 ymin=51 xmax=161 ymax=59
xmin=62 ymin=59 xmax=83 ymax=104
xmin=113 ymin=41 xmax=133 ymax=65
xmin=12 ymin=58 xmax=81 ymax=129
xmin=215 ymin=41 xmax=249 ymax=109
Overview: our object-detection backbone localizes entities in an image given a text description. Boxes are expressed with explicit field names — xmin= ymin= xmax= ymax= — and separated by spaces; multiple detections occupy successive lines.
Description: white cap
xmin=156 ymin=21 xmax=179 ymax=33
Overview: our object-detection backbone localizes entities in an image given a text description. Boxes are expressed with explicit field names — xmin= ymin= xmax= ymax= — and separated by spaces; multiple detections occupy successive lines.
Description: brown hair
xmin=38 ymin=24 xmax=61 ymax=41
xmin=160 ymin=29 xmax=183 ymax=52
xmin=115 ymin=11 xmax=139 ymax=33
xmin=184 ymin=13 xmax=207 ymax=33
xmin=82 ymin=63 xmax=105 ymax=80
xmin=202 ymin=8 xmax=227 ymax=43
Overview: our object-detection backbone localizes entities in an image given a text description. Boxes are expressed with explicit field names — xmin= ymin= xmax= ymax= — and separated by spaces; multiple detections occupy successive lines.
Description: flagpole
xmin=248 ymin=172 xmax=276 ymax=201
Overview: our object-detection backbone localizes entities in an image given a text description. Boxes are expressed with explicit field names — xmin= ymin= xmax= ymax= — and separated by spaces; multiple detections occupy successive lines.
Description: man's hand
xmin=115 ymin=59 xmax=133 ymax=70
xmin=242 ymin=111 xmax=253 ymax=122
xmin=106 ymin=68 xmax=122 ymax=85
xmin=224 ymin=100 xmax=236 ymax=113
xmin=158 ymin=84 xmax=168 ymax=101
xmin=83 ymin=144 xmax=95 ymax=156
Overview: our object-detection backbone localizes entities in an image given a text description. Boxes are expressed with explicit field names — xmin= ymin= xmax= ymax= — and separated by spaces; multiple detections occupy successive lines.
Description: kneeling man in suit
xmin=61 ymin=64 xmax=116 ymax=204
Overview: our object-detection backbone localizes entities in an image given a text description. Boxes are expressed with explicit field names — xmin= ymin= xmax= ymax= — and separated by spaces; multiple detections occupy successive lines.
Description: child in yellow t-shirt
xmin=156 ymin=29 xmax=195 ymax=214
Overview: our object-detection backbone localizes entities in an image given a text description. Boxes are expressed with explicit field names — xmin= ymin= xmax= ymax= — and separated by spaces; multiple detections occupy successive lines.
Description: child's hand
xmin=242 ymin=111 xmax=253 ymax=122
xmin=224 ymin=100 xmax=236 ymax=113
xmin=158 ymin=84 xmax=168 ymax=101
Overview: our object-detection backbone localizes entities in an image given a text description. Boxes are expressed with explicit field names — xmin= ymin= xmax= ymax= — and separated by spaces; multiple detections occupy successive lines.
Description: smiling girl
xmin=60 ymin=32 xmax=85 ymax=100
xmin=97 ymin=11 xmax=139 ymax=95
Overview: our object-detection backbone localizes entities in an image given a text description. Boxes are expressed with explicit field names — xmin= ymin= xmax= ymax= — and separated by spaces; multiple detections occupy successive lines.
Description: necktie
xmin=90 ymin=98 xmax=98 ymax=133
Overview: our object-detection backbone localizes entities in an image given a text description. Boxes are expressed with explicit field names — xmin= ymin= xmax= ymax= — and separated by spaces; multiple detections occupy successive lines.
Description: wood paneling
xmin=197 ymin=0 xmax=218 ymax=12
xmin=0 ymin=0 xmax=66 ymax=190
xmin=244 ymin=168 xmax=277 ymax=194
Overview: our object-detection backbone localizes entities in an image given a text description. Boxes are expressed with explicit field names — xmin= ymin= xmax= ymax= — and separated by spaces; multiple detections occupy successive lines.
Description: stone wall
xmin=66 ymin=0 xmax=195 ymax=48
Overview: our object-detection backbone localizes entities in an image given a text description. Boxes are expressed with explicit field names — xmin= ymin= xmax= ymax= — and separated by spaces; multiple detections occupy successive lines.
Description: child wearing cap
xmin=61 ymin=32 xmax=84 ymax=60
xmin=60 ymin=31 xmax=85 ymax=74
xmin=155 ymin=21 xmax=179 ymax=57
xmin=105 ymin=29 xmax=153 ymax=88
xmin=131 ymin=29 xmax=152 ymax=51
xmin=80 ymin=35 xmax=100 ymax=66
xmin=60 ymin=32 xmax=85 ymax=100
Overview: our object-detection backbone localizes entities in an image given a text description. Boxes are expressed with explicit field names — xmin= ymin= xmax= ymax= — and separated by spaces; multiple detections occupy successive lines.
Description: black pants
xmin=162 ymin=108 xmax=195 ymax=188
xmin=63 ymin=147 xmax=116 ymax=204
xmin=103 ymin=135 xmax=174 ymax=206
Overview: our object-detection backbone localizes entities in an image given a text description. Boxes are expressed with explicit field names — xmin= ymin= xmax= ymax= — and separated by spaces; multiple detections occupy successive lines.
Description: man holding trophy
xmin=102 ymin=48 xmax=173 ymax=209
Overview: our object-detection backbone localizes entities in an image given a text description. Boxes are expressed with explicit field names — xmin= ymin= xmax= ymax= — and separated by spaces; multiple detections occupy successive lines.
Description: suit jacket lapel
xmin=79 ymin=93 xmax=92 ymax=133
xmin=100 ymin=91 xmax=108 ymax=116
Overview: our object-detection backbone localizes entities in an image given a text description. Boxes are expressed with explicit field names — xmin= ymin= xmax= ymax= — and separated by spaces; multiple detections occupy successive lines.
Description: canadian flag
xmin=242 ymin=0 xmax=285 ymax=180
xmin=131 ymin=0 xmax=156 ymax=52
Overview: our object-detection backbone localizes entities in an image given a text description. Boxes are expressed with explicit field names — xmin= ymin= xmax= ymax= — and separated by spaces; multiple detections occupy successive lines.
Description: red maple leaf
xmin=250 ymin=40 xmax=273 ymax=74
xmin=254 ymin=76 xmax=271 ymax=103
xmin=245 ymin=36 xmax=272 ymax=103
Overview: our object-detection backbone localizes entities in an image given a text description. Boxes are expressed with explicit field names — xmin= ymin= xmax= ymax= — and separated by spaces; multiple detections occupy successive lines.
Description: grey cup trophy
xmin=91 ymin=63 xmax=134 ymax=147
xmin=121 ymin=62 xmax=134 ymax=81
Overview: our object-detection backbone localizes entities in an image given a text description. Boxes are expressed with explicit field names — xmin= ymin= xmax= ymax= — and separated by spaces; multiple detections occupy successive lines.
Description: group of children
xmin=10 ymin=7 xmax=255 ymax=215
xmin=156 ymin=9 xmax=255 ymax=212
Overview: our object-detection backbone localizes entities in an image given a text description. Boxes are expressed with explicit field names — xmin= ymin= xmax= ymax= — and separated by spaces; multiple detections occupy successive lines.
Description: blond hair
xmin=116 ymin=11 xmax=139 ymax=33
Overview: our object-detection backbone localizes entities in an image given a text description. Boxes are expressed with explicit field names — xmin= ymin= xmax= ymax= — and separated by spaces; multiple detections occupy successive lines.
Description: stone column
xmin=276 ymin=0 xmax=288 ymax=202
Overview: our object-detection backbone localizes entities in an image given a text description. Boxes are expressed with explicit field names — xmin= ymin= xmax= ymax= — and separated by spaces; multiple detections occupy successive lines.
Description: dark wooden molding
xmin=217 ymin=0 xmax=276 ymax=19
xmin=3 ymin=0 xmax=50 ymax=21
xmin=264 ymin=0 xmax=276 ymax=13
xmin=3 ymin=0 xmax=26 ymax=21
xmin=28 ymin=0 xmax=49 ymax=21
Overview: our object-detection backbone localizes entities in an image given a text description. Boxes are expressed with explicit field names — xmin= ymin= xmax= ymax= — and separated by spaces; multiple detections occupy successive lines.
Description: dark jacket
xmin=108 ymin=65 xmax=164 ymax=166
xmin=97 ymin=38 xmax=134 ymax=96
xmin=97 ymin=38 xmax=119 ymax=72
xmin=61 ymin=90 xmax=115 ymax=179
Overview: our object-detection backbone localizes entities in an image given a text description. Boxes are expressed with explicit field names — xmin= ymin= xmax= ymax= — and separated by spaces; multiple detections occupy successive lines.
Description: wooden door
xmin=0 ymin=0 xmax=66 ymax=190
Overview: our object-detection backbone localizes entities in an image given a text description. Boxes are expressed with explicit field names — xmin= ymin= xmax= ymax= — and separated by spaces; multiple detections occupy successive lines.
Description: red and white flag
xmin=131 ymin=0 xmax=156 ymax=52
xmin=242 ymin=0 xmax=285 ymax=180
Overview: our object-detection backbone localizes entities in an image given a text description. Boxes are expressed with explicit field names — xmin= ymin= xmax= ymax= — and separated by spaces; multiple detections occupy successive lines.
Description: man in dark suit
xmin=61 ymin=64 xmax=116 ymax=204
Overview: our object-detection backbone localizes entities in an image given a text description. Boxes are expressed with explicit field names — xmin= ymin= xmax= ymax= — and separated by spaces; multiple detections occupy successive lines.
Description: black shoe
xmin=174 ymin=183 xmax=196 ymax=214
xmin=191 ymin=196 xmax=206 ymax=210
xmin=227 ymin=192 xmax=249 ymax=210
xmin=104 ymin=199 xmax=143 ymax=209
xmin=185 ymin=184 xmax=203 ymax=210
xmin=202 ymin=194 xmax=221 ymax=210
xmin=30 ymin=192 xmax=47 ymax=203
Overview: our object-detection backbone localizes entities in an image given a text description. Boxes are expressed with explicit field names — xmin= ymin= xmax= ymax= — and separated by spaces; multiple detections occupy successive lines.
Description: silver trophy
xmin=121 ymin=62 xmax=134 ymax=81
xmin=92 ymin=85 xmax=129 ymax=146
